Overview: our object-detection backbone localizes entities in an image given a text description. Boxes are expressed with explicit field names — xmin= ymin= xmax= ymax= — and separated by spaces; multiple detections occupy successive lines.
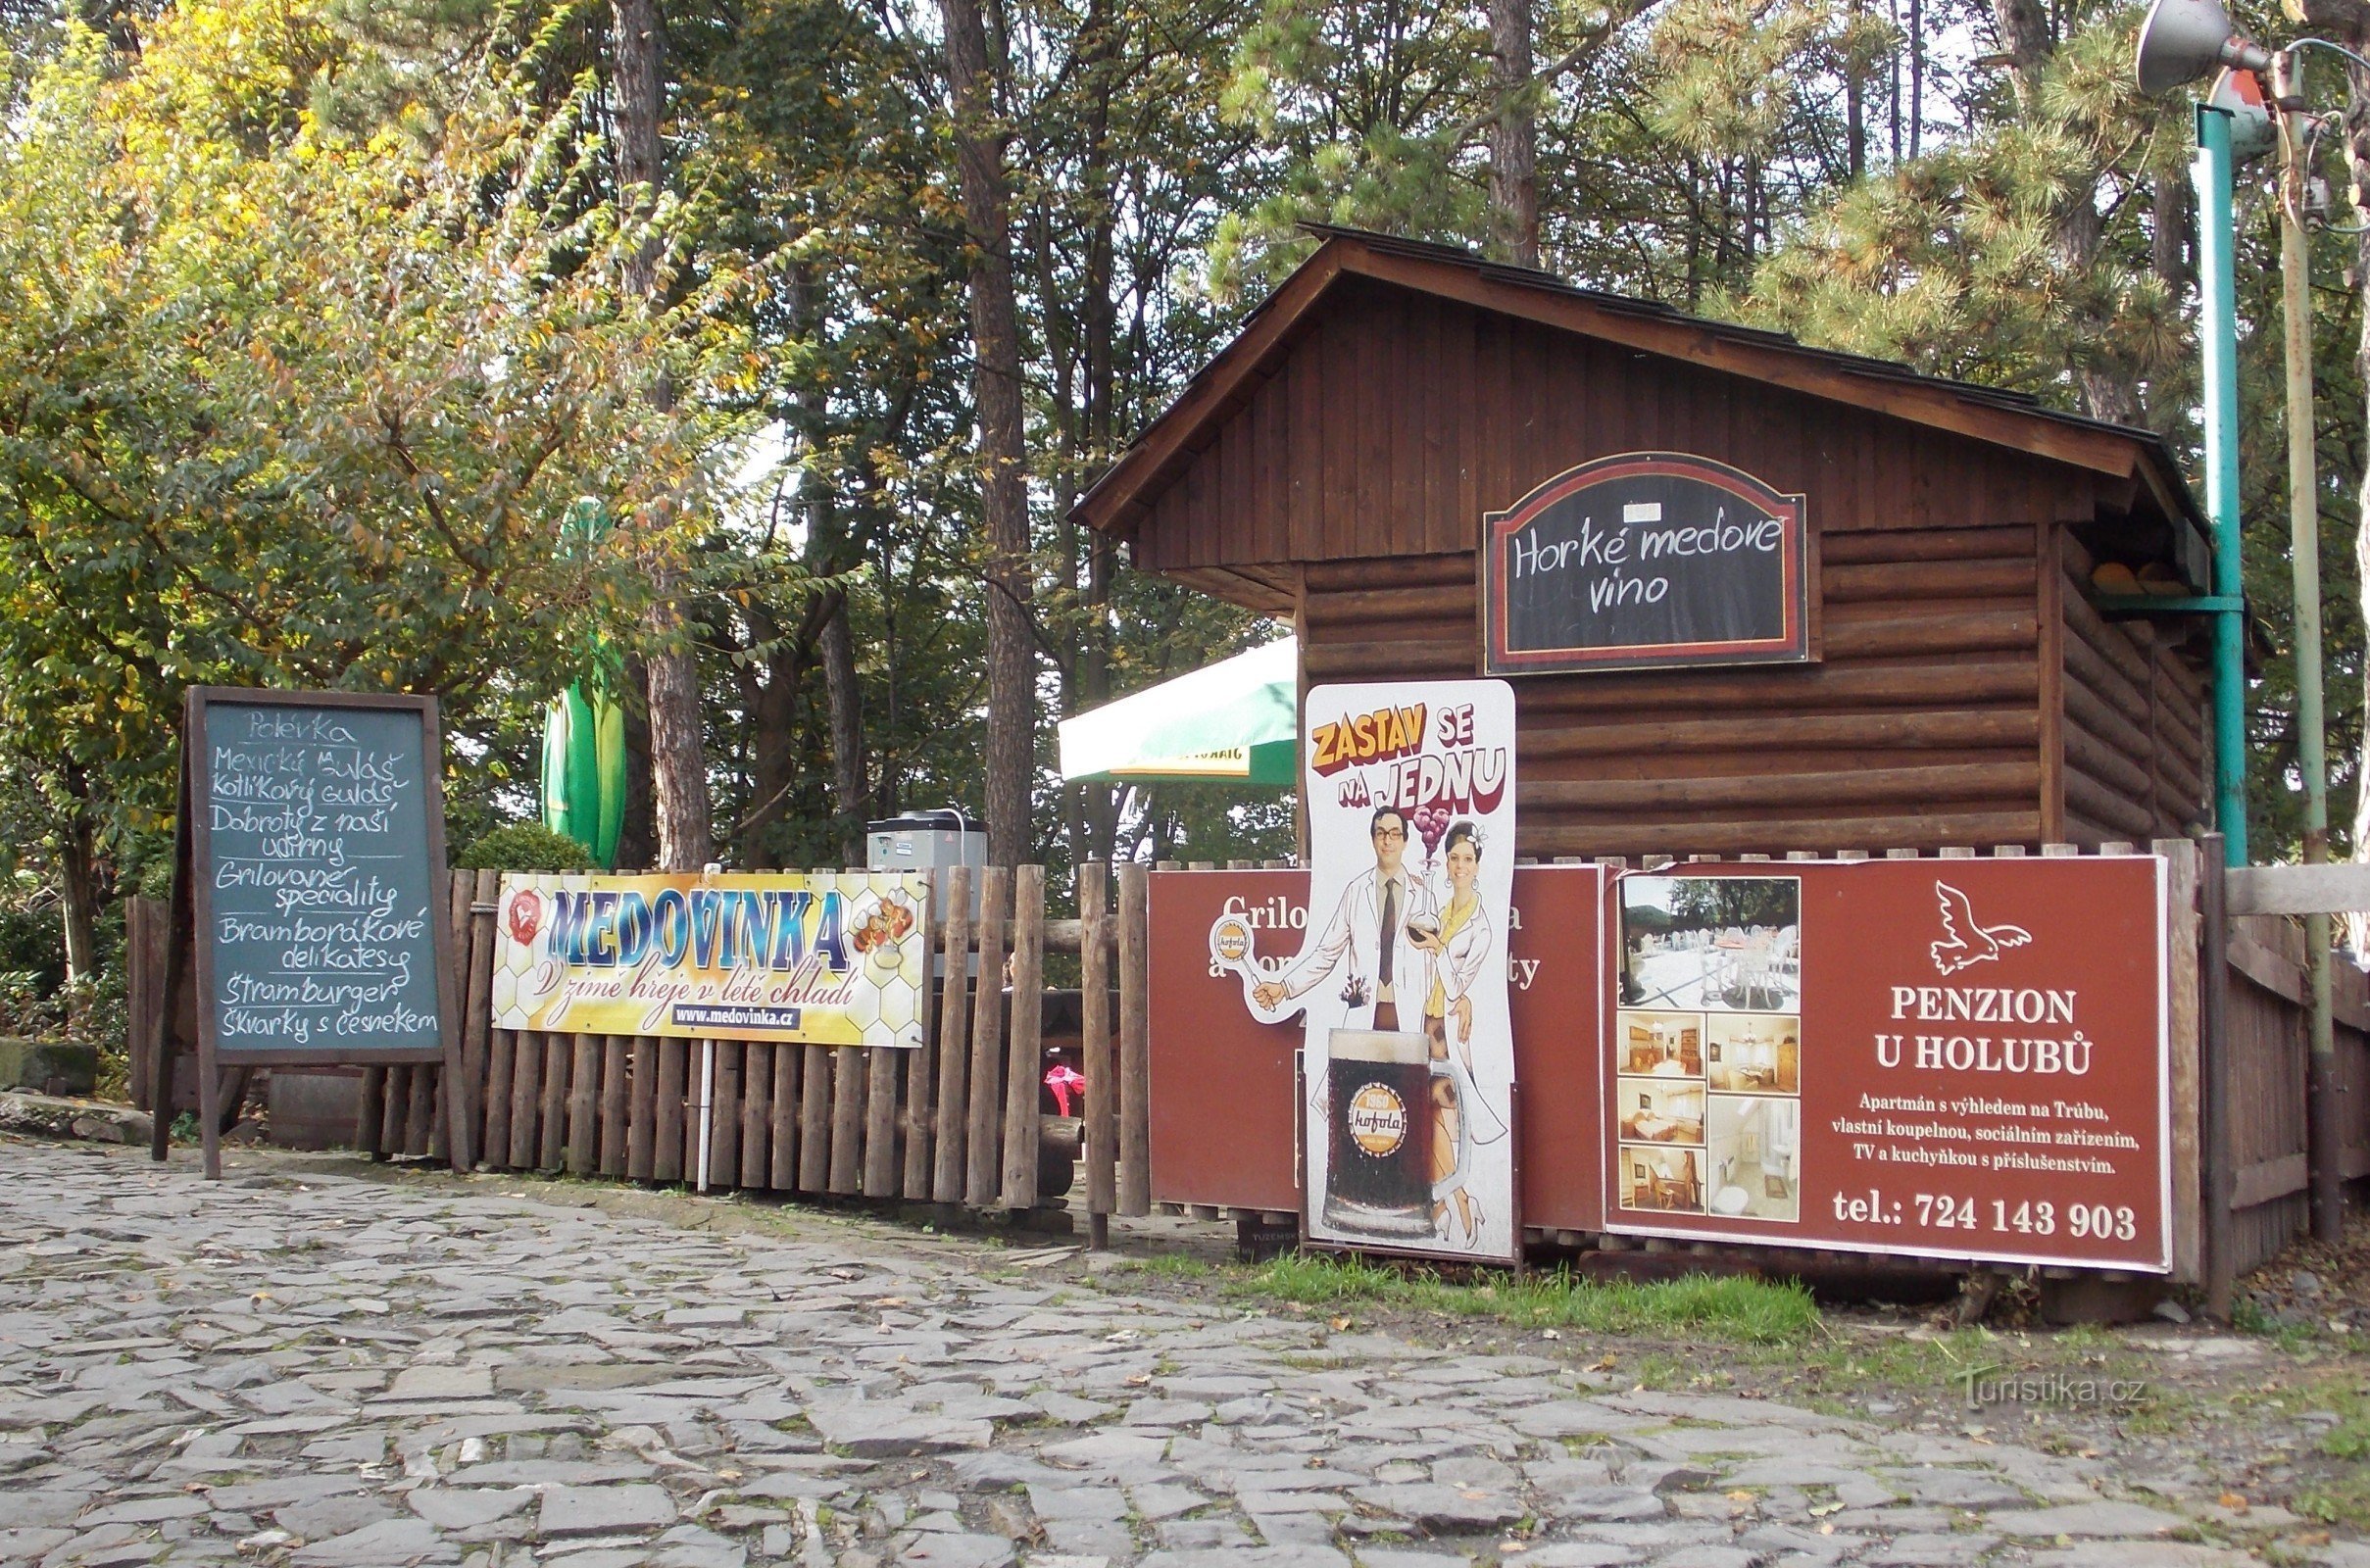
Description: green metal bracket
xmin=2092 ymin=595 xmax=2245 ymax=614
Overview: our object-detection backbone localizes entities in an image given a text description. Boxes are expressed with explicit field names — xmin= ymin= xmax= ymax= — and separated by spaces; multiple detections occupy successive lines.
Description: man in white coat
xmin=1254 ymin=806 xmax=1436 ymax=1032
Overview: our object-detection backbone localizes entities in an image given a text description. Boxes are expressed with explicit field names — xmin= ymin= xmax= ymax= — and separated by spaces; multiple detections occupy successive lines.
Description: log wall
xmin=1299 ymin=526 xmax=2057 ymax=857
xmin=2055 ymin=534 xmax=2210 ymax=847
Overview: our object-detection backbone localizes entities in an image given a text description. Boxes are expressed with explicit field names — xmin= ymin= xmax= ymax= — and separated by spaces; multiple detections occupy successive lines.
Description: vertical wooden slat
xmin=356 ymin=1065 xmax=387 ymax=1157
xmin=653 ymin=1038 xmax=687 ymax=1183
xmin=567 ymin=1035 xmax=600 ymax=1176
xmin=626 ymin=1038 xmax=657 ymax=1182
xmin=863 ymin=1046 xmax=901 ymax=1197
xmin=508 ymin=1033 xmax=542 ymax=1169
xmin=1001 ymin=865 xmax=1047 ymax=1208
xmin=902 ymin=872 xmax=943 ymax=1199
xmin=1116 ymin=862 xmax=1152 ymax=1215
xmin=931 ymin=866 xmax=975 ymax=1202
xmin=537 ymin=1033 xmax=569 ymax=1170
xmin=740 ymin=1043 xmax=772 ymax=1190
xmin=712 ymin=1041 xmax=743 ymax=1187
xmin=827 ymin=1045 xmax=864 ymax=1194
xmin=965 ymin=866 xmax=1013 ymax=1206
xmin=444 ymin=870 xmax=477 ymax=1169
xmin=798 ymin=1043 xmax=834 ymax=1191
xmin=463 ymin=871 xmax=501 ymax=1156
xmin=769 ymin=1043 xmax=800 ymax=1189
xmin=1080 ymin=864 xmax=1116 ymax=1219
xmin=2157 ymin=838 xmax=2203 ymax=1283
xmin=405 ymin=1062 xmax=435 ymax=1157
xmin=601 ymin=1036 xmax=630 ymax=1177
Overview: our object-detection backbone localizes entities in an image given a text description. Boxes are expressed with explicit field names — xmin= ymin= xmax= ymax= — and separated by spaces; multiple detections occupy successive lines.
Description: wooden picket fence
xmin=321 ymin=863 xmax=1153 ymax=1218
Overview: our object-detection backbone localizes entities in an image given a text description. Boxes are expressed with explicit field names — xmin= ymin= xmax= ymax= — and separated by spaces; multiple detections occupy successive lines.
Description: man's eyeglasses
xmin=1372 ymin=825 xmax=1407 ymax=840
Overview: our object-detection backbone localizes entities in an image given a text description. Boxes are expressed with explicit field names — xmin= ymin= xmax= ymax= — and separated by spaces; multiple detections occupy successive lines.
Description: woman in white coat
xmin=1411 ymin=820 xmax=1503 ymax=1245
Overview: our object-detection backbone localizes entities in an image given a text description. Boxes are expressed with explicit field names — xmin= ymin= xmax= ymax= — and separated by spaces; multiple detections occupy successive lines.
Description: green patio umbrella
xmin=1058 ymin=636 xmax=1299 ymax=787
xmin=540 ymin=500 xmax=626 ymax=868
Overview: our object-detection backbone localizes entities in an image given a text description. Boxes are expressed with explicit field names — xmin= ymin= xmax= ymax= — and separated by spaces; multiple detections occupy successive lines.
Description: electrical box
xmin=866 ymin=810 xmax=986 ymax=918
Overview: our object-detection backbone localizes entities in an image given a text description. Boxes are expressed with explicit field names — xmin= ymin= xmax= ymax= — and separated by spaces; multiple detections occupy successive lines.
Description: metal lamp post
xmin=2137 ymin=0 xmax=2347 ymax=1240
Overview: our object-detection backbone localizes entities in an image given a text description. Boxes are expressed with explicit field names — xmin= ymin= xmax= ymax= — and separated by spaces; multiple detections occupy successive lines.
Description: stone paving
xmin=0 ymin=1137 xmax=2345 ymax=1568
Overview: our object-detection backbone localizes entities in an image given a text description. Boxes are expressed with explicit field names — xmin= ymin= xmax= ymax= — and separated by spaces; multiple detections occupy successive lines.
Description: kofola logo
xmin=1928 ymin=882 xmax=2033 ymax=976
xmin=1346 ymin=1081 xmax=1407 ymax=1157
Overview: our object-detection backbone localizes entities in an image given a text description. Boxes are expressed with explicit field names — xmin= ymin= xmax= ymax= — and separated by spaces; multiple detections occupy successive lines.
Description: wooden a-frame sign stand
xmin=150 ymin=688 xmax=469 ymax=1180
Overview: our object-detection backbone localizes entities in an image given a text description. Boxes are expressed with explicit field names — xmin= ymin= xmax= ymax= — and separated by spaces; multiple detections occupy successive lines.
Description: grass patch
xmin=1109 ymin=1253 xmax=1216 ymax=1279
xmin=1218 ymin=1254 xmax=1820 ymax=1346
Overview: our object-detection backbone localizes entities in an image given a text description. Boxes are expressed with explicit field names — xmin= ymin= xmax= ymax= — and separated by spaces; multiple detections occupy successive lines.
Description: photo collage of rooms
xmin=1614 ymin=876 xmax=1802 ymax=1223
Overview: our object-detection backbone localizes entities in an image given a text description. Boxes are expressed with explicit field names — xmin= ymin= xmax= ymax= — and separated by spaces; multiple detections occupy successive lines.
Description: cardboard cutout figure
xmin=1215 ymin=680 xmax=1519 ymax=1259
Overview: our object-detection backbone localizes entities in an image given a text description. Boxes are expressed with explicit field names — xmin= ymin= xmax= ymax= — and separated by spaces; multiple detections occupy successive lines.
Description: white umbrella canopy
xmin=1058 ymin=637 xmax=1299 ymax=787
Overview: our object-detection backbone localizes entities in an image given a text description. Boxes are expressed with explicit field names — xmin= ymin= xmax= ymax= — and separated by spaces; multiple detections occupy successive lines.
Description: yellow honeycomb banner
xmin=490 ymin=871 xmax=930 ymax=1049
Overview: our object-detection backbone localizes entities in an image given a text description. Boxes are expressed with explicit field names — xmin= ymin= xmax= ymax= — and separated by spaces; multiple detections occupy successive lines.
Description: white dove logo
xmin=1929 ymin=882 xmax=2032 ymax=975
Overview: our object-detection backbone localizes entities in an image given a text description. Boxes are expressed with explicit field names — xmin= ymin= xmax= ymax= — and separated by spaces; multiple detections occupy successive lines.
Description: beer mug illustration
xmin=1321 ymin=1029 xmax=1474 ymax=1241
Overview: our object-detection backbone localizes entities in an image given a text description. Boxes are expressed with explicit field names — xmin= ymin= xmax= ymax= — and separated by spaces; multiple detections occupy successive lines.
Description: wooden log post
xmin=1079 ymin=863 xmax=1115 ymax=1246
xmin=567 ymin=1034 xmax=600 ymax=1176
xmin=713 ymin=1041 xmax=744 ymax=1188
xmin=626 ymin=1037 xmax=657 ymax=1182
xmin=1117 ymin=862 xmax=1152 ymax=1216
xmin=740 ymin=1042 xmax=772 ymax=1190
xmin=1002 ymin=864 xmax=1047 ymax=1209
xmin=653 ymin=1038 xmax=687 ymax=1183
xmin=797 ymin=1041 xmax=832 ymax=1192
xmin=601 ymin=1035 xmax=631 ymax=1178
xmin=444 ymin=869 xmax=482 ymax=1171
xmin=965 ymin=866 xmax=1012 ymax=1206
xmin=931 ymin=865 xmax=974 ymax=1203
xmin=827 ymin=1041 xmax=864 ymax=1195
xmin=769 ymin=1044 xmax=800 ymax=1189
xmin=901 ymin=871 xmax=945 ymax=1200
xmin=537 ymin=1034 xmax=569 ymax=1171
xmin=2201 ymin=831 xmax=2235 ymax=1319
xmin=2157 ymin=837 xmax=2203 ymax=1283
xmin=508 ymin=1034 xmax=542 ymax=1169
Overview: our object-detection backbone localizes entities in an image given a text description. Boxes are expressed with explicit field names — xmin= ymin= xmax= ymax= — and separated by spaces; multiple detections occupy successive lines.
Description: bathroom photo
xmin=1616 ymin=1009 xmax=1703 ymax=1077
xmin=1703 ymin=1095 xmax=1802 ymax=1222
xmin=1616 ymin=1077 xmax=1705 ymax=1144
xmin=1617 ymin=1143 xmax=1704 ymax=1212
xmin=1704 ymin=1012 xmax=1801 ymax=1094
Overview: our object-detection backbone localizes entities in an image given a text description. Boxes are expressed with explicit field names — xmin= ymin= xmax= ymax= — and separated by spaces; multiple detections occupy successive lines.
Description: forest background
xmin=1 ymin=0 xmax=2363 ymax=1059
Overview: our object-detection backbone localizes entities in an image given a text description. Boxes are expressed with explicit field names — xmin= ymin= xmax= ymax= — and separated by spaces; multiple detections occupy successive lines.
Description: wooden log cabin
xmin=1072 ymin=227 xmax=2218 ymax=856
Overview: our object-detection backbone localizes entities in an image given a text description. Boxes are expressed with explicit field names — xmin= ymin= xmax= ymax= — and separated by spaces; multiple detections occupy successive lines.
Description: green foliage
xmin=455 ymin=822 xmax=593 ymax=871
xmin=1226 ymin=1253 xmax=1824 ymax=1345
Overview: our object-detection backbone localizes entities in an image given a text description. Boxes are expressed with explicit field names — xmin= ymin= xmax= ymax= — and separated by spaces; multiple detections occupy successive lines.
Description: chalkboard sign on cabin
xmin=1482 ymin=453 xmax=1811 ymax=675
xmin=158 ymin=688 xmax=463 ymax=1178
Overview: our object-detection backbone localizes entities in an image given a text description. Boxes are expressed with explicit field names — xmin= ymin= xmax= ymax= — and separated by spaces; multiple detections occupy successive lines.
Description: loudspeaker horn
xmin=2135 ymin=0 xmax=2273 ymax=95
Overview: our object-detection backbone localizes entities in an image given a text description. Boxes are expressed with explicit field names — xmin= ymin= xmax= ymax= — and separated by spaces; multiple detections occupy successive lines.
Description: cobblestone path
xmin=0 ymin=1138 xmax=2336 ymax=1568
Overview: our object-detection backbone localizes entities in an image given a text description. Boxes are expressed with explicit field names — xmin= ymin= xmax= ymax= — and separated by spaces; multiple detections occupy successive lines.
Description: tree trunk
xmin=57 ymin=766 xmax=101 ymax=1000
xmin=941 ymin=0 xmax=1035 ymax=868
xmin=610 ymin=0 xmax=708 ymax=871
xmin=1487 ymin=0 xmax=1539 ymax=268
xmin=617 ymin=657 xmax=656 ymax=870
xmin=819 ymin=592 xmax=867 ymax=867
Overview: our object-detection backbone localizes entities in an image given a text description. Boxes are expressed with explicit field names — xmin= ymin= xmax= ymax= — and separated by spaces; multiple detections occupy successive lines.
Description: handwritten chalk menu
xmin=1482 ymin=452 xmax=1810 ymax=674
xmin=189 ymin=691 xmax=453 ymax=1064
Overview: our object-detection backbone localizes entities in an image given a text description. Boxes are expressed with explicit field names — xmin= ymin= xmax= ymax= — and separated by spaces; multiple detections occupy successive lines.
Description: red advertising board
xmin=1148 ymin=855 xmax=2172 ymax=1272
xmin=1147 ymin=867 xmax=1605 ymax=1230
xmin=1605 ymin=858 xmax=2169 ymax=1271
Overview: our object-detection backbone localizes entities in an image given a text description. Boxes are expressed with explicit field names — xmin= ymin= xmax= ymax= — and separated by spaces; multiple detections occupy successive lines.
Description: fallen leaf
xmin=1591 ymin=1354 xmax=1616 ymax=1371
xmin=873 ymin=1297 xmax=908 ymax=1308
xmin=1330 ymin=1316 xmax=1353 ymax=1331
xmin=2218 ymin=1493 xmax=2248 ymax=1513
xmin=1808 ymin=1501 xmax=1843 ymax=1517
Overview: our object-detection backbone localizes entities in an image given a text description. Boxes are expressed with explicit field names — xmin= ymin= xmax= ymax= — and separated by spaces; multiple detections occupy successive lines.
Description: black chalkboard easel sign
xmin=1481 ymin=452 xmax=1813 ymax=675
xmin=152 ymin=688 xmax=464 ymax=1180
